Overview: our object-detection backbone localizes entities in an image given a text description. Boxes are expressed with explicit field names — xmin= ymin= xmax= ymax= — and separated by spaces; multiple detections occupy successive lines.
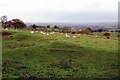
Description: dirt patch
xmin=1 ymin=31 xmax=12 ymax=36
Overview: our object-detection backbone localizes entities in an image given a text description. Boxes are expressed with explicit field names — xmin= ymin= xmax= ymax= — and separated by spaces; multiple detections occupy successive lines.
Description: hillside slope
xmin=2 ymin=30 xmax=119 ymax=79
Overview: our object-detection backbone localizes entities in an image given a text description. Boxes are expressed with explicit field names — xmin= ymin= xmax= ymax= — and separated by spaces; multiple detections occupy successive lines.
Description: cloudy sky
xmin=0 ymin=0 xmax=119 ymax=22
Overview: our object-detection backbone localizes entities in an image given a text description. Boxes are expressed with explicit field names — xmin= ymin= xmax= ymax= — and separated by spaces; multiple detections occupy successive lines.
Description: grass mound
xmin=2 ymin=30 xmax=119 ymax=79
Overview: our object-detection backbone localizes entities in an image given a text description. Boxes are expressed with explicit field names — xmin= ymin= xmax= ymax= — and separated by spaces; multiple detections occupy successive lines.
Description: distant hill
xmin=1 ymin=21 xmax=118 ymax=31
xmin=26 ymin=22 xmax=118 ymax=27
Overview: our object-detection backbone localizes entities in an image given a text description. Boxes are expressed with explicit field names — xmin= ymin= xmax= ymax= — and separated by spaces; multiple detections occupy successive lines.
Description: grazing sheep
xmin=40 ymin=31 xmax=43 ymax=33
xmin=31 ymin=31 xmax=34 ymax=34
xmin=50 ymin=32 xmax=54 ymax=34
xmin=95 ymin=35 xmax=98 ymax=38
xmin=115 ymin=38 xmax=118 ymax=40
xmin=46 ymin=33 xmax=49 ymax=35
xmin=77 ymin=34 xmax=81 ymax=36
xmin=5 ymin=28 xmax=8 ymax=30
xmin=42 ymin=33 xmax=46 ymax=35
xmin=73 ymin=36 xmax=76 ymax=38
xmin=61 ymin=33 xmax=63 ymax=35
xmin=83 ymin=34 xmax=86 ymax=36
xmin=40 ymin=31 xmax=46 ymax=35
xmin=50 ymin=32 xmax=53 ymax=35
xmin=66 ymin=34 xmax=70 ymax=38
xmin=35 ymin=31 xmax=38 ymax=32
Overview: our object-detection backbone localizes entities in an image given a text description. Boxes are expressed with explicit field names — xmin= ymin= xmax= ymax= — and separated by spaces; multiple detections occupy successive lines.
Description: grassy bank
xmin=2 ymin=29 xmax=119 ymax=79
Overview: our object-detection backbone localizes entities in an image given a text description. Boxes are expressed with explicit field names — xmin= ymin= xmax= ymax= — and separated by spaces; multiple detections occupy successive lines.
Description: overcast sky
xmin=0 ymin=0 xmax=119 ymax=23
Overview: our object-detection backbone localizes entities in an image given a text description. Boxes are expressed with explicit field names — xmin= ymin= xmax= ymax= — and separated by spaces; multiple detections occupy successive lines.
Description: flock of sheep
xmin=30 ymin=30 xmax=99 ymax=39
xmin=2 ymin=27 xmax=114 ymax=40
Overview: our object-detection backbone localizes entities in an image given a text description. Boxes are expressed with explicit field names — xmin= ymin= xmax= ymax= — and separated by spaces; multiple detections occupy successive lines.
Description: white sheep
xmin=40 ymin=31 xmax=45 ymax=35
xmin=50 ymin=33 xmax=53 ymax=35
xmin=61 ymin=33 xmax=63 ymax=35
xmin=31 ymin=31 xmax=34 ymax=33
xmin=83 ymin=34 xmax=86 ymax=36
xmin=95 ymin=35 xmax=98 ymax=38
xmin=35 ymin=31 xmax=38 ymax=32
xmin=40 ymin=31 xmax=43 ymax=33
xmin=50 ymin=32 xmax=54 ymax=34
xmin=46 ymin=33 xmax=49 ymax=35
xmin=73 ymin=36 xmax=76 ymax=38
xmin=77 ymin=34 xmax=81 ymax=36
xmin=66 ymin=34 xmax=70 ymax=38
xmin=5 ymin=28 xmax=8 ymax=30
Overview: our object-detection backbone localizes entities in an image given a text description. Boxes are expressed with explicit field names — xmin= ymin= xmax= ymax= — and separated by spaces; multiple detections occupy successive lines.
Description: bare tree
xmin=0 ymin=16 xmax=8 ymax=28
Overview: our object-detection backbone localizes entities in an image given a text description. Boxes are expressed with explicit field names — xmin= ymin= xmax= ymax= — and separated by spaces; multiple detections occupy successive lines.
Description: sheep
xmin=95 ymin=35 xmax=98 ymax=38
xmin=46 ymin=33 xmax=49 ymax=36
xmin=61 ymin=33 xmax=63 ymax=35
xmin=42 ymin=33 xmax=46 ymax=35
xmin=31 ymin=31 xmax=34 ymax=34
xmin=5 ymin=28 xmax=8 ymax=30
xmin=115 ymin=38 xmax=118 ymax=40
xmin=50 ymin=33 xmax=53 ymax=35
xmin=83 ymin=34 xmax=86 ymax=36
xmin=40 ymin=31 xmax=43 ymax=33
xmin=50 ymin=32 xmax=54 ymax=34
xmin=40 ymin=31 xmax=46 ymax=35
xmin=35 ymin=31 xmax=38 ymax=32
xmin=77 ymin=34 xmax=81 ymax=36
xmin=73 ymin=36 xmax=76 ymax=38
xmin=66 ymin=34 xmax=70 ymax=38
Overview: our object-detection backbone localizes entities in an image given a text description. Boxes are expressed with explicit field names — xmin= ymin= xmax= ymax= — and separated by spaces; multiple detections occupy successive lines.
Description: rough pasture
xmin=2 ymin=29 xmax=119 ymax=79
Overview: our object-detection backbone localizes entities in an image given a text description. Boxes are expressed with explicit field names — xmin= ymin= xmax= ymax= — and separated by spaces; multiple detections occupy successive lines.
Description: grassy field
xmin=2 ymin=29 xmax=119 ymax=79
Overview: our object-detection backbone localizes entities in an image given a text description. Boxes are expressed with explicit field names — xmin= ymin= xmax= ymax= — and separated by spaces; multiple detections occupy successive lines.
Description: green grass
xmin=2 ymin=29 xmax=119 ymax=79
